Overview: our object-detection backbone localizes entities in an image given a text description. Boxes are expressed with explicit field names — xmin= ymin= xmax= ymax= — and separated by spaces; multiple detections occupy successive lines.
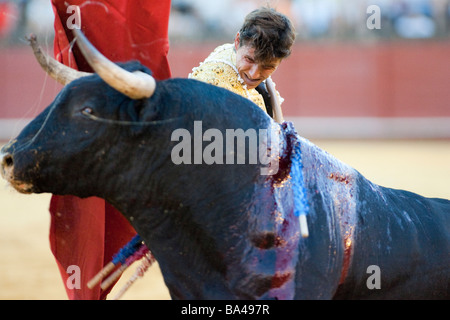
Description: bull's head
xmin=0 ymin=31 xmax=174 ymax=198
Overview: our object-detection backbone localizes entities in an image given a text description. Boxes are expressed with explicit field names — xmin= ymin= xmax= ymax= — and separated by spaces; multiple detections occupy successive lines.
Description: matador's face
xmin=234 ymin=34 xmax=281 ymax=90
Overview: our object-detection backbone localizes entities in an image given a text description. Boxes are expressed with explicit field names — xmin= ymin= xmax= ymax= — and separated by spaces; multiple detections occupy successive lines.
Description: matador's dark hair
xmin=238 ymin=7 xmax=296 ymax=63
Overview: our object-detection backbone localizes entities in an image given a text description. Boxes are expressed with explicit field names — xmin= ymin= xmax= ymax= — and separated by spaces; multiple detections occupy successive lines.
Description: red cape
xmin=49 ymin=0 xmax=171 ymax=300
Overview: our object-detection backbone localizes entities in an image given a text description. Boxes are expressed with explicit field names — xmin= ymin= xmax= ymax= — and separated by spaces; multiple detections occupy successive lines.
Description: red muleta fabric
xmin=49 ymin=0 xmax=172 ymax=300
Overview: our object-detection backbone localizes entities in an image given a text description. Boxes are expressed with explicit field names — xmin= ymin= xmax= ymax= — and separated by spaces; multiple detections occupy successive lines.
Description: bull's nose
xmin=0 ymin=152 xmax=14 ymax=179
xmin=1 ymin=151 xmax=34 ymax=194
xmin=2 ymin=153 xmax=13 ymax=167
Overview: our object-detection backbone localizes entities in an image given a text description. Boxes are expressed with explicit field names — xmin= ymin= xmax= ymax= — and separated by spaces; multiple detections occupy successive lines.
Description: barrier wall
xmin=170 ymin=41 xmax=450 ymax=118
xmin=1 ymin=41 xmax=449 ymax=139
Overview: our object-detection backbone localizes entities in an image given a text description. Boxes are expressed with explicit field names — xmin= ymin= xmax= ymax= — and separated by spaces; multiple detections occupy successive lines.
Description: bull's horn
xmin=73 ymin=29 xmax=156 ymax=99
xmin=27 ymin=34 xmax=91 ymax=85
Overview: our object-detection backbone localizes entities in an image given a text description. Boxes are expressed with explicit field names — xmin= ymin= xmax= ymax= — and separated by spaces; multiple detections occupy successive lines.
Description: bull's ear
xmin=117 ymin=99 xmax=139 ymax=123
xmin=136 ymin=99 xmax=159 ymax=123
xmin=123 ymin=99 xmax=159 ymax=136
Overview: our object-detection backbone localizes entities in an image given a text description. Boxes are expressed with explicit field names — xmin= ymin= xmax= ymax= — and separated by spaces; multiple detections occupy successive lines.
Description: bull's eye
xmin=82 ymin=107 xmax=94 ymax=115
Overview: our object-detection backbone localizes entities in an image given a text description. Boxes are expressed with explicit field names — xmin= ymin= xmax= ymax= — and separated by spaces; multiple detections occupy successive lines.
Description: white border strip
xmin=1 ymin=117 xmax=450 ymax=141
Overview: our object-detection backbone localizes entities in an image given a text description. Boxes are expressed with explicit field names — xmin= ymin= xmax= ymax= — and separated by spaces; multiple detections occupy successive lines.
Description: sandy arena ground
xmin=1 ymin=139 xmax=449 ymax=300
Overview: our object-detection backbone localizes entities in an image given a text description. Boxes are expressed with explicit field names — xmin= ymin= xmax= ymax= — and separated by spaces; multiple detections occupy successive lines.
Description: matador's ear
xmin=234 ymin=32 xmax=241 ymax=49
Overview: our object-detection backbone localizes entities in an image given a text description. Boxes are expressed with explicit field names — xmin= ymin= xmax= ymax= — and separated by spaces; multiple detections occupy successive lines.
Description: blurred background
xmin=0 ymin=0 xmax=449 ymax=299
xmin=0 ymin=0 xmax=449 ymax=139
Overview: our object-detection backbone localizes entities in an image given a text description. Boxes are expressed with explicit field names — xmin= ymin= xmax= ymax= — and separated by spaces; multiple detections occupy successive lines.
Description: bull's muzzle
xmin=0 ymin=151 xmax=33 ymax=194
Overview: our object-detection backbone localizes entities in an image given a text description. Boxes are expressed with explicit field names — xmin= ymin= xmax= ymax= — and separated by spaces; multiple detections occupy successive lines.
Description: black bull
xmin=1 ymin=62 xmax=449 ymax=299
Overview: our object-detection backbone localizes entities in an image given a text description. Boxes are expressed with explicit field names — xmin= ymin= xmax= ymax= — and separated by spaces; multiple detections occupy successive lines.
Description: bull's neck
xmin=103 ymin=142 xmax=299 ymax=299
xmin=116 ymin=173 xmax=287 ymax=299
